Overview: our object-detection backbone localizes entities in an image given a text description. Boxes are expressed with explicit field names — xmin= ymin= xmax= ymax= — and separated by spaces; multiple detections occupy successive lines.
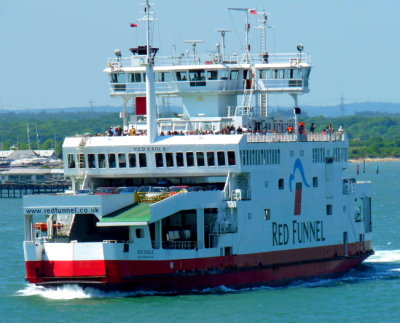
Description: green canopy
xmin=98 ymin=203 xmax=151 ymax=226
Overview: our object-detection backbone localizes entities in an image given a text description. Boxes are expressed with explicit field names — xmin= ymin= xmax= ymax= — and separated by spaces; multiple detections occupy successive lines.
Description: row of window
xmin=111 ymin=69 xmax=241 ymax=84
xmin=67 ymin=151 xmax=236 ymax=169
xmin=155 ymin=151 xmax=236 ymax=168
xmin=259 ymin=69 xmax=303 ymax=80
xmin=110 ymin=68 xmax=307 ymax=84
xmin=240 ymin=149 xmax=280 ymax=166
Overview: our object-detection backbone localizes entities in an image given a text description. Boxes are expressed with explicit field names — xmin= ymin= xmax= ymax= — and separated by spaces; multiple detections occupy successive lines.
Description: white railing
xmin=161 ymin=240 xmax=197 ymax=250
xmin=227 ymin=106 xmax=260 ymax=117
xmin=246 ymin=132 xmax=345 ymax=143
xmin=107 ymin=52 xmax=311 ymax=68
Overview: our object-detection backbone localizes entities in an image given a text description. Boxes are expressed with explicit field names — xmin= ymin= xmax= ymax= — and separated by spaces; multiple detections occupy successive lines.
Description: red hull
xmin=26 ymin=242 xmax=373 ymax=291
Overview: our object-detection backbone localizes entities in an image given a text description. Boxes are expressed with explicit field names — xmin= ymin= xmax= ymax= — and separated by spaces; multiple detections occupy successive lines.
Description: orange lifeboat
xmin=33 ymin=222 xmax=48 ymax=231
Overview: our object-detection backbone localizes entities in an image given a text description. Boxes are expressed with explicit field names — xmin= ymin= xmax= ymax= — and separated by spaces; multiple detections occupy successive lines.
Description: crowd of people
xmin=99 ymin=123 xmax=345 ymax=138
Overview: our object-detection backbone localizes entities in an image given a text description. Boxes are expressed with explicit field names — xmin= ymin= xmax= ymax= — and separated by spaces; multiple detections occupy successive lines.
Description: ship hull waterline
xmin=25 ymin=242 xmax=373 ymax=292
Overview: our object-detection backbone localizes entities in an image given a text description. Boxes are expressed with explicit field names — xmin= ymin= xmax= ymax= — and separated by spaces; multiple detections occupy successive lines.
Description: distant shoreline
xmin=349 ymin=157 xmax=400 ymax=163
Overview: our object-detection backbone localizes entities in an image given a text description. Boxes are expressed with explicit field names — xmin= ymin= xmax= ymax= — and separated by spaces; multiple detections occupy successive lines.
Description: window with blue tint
xmin=157 ymin=72 xmax=172 ymax=82
xmin=108 ymin=154 xmax=116 ymax=168
xmin=118 ymin=153 xmax=126 ymax=168
xmin=207 ymin=70 xmax=218 ymax=80
xmin=166 ymin=153 xmax=174 ymax=167
xmin=139 ymin=153 xmax=147 ymax=167
xmin=220 ymin=70 xmax=229 ymax=79
xmin=176 ymin=71 xmax=188 ymax=81
xmin=98 ymin=154 xmax=106 ymax=168
xmin=207 ymin=152 xmax=215 ymax=166
xmin=155 ymin=153 xmax=164 ymax=167
xmin=196 ymin=152 xmax=205 ymax=166
xmin=186 ymin=152 xmax=194 ymax=166
xmin=128 ymin=153 xmax=136 ymax=167
xmin=217 ymin=151 xmax=225 ymax=166
xmin=176 ymin=152 xmax=184 ymax=167
xmin=130 ymin=73 xmax=142 ymax=82
xmin=230 ymin=70 xmax=239 ymax=80
xmin=88 ymin=154 xmax=96 ymax=168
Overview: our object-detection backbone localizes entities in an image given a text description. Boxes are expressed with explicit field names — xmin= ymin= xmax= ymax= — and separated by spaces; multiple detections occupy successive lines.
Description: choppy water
xmin=2 ymin=162 xmax=400 ymax=323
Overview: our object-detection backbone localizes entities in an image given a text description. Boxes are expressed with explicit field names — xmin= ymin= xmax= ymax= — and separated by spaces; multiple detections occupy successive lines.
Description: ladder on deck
xmin=241 ymin=67 xmax=256 ymax=116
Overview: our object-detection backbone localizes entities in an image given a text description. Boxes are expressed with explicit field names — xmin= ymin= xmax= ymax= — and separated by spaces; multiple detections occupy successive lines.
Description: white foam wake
xmin=365 ymin=249 xmax=400 ymax=263
xmin=17 ymin=284 xmax=91 ymax=300
xmin=17 ymin=284 xmax=164 ymax=299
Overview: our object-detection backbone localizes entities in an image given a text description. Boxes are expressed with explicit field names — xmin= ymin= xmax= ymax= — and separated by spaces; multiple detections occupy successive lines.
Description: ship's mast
xmin=216 ymin=29 xmax=230 ymax=63
xmin=228 ymin=8 xmax=253 ymax=63
xmin=142 ymin=0 xmax=157 ymax=143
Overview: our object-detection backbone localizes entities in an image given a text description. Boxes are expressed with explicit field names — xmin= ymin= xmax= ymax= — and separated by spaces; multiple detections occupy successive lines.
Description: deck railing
xmin=246 ymin=132 xmax=345 ymax=143
xmin=107 ymin=52 xmax=310 ymax=67
xmin=150 ymin=240 xmax=197 ymax=250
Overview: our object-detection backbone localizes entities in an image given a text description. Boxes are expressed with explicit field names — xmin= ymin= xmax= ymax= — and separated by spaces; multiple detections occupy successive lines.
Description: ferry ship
xmin=23 ymin=2 xmax=373 ymax=291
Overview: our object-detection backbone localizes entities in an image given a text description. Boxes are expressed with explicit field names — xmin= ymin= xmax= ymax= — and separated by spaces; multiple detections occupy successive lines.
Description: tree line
xmin=1 ymin=110 xmax=399 ymax=158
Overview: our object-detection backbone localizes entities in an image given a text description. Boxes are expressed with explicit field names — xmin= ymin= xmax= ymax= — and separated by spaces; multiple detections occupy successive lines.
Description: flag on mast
xmin=130 ymin=23 xmax=138 ymax=27
xmin=249 ymin=9 xmax=257 ymax=15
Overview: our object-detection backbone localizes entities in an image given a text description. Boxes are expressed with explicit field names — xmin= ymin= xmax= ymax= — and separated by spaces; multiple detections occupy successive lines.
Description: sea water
xmin=1 ymin=162 xmax=400 ymax=323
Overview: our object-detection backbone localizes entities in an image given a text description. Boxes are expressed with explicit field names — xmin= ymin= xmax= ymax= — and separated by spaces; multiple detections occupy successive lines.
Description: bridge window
xmin=186 ymin=152 xmax=194 ymax=166
xmin=157 ymin=72 xmax=172 ymax=82
xmin=110 ymin=73 xmax=118 ymax=83
xmin=155 ymin=153 xmax=163 ymax=167
xmin=130 ymin=73 xmax=142 ymax=82
xmin=139 ymin=153 xmax=147 ymax=167
xmin=227 ymin=151 xmax=236 ymax=165
xmin=217 ymin=151 xmax=225 ymax=166
xmin=118 ymin=153 xmax=126 ymax=168
xmin=176 ymin=152 xmax=184 ymax=167
xmin=176 ymin=71 xmax=188 ymax=81
xmin=196 ymin=152 xmax=205 ymax=166
xmin=128 ymin=153 xmax=136 ymax=167
xmin=289 ymin=69 xmax=301 ymax=79
xmin=207 ymin=152 xmax=215 ymax=166
xmin=230 ymin=70 xmax=239 ymax=80
xmin=67 ymin=154 xmax=75 ymax=168
xmin=98 ymin=154 xmax=106 ymax=168
xmin=220 ymin=70 xmax=229 ymax=79
xmin=111 ymin=73 xmax=126 ymax=83
xmin=189 ymin=70 xmax=206 ymax=86
xmin=207 ymin=70 xmax=218 ymax=80
xmin=166 ymin=153 xmax=174 ymax=167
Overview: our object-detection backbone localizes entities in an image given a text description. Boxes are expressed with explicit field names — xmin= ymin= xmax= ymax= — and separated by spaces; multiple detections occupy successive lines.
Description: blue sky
xmin=1 ymin=0 xmax=399 ymax=110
